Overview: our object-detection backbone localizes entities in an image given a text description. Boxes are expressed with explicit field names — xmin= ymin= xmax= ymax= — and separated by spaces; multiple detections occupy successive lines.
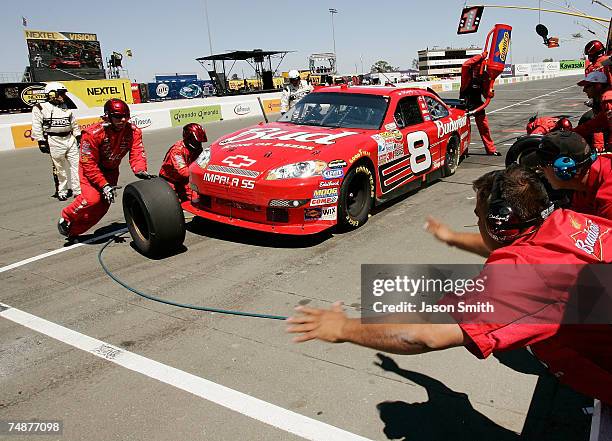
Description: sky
xmin=0 ymin=0 xmax=609 ymax=82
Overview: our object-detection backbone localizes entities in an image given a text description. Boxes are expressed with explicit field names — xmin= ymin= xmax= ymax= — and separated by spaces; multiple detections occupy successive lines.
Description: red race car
xmin=123 ymin=86 xmax=470 ymax=255
xmin=49 ymin=58 xmax=82 ymax=69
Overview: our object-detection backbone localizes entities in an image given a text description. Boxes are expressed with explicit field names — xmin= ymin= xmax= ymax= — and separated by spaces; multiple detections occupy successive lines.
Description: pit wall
xmin=0 ymin=69 xmax=583 ymax=151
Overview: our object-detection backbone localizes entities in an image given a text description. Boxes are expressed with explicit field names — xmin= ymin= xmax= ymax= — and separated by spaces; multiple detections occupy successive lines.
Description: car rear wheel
xmin=337 ymin=165 xmax=374 ymax=231
xmin=122 ymin=178 xmax=186 ymax=257
xmin=442 ymin=136 xmax=460 ymax=177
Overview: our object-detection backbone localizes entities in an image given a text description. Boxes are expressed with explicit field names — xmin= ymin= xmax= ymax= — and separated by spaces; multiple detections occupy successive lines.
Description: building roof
xmin=196 ymin=50 xmax=292 ymax=61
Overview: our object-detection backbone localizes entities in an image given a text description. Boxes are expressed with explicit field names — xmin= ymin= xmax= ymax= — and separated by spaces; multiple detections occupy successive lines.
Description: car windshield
xmin=278 ymin=92 xmax=388 ymax=130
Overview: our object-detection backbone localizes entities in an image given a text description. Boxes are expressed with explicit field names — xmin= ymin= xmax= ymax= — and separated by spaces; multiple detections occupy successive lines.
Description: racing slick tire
xmin=122 ymin=178 xmax=186 ymax=257
xmin=505 ymin=134 xmax=544 ymax=168
xmin=442 ymin=135 xmax=460 ymax=177
xmin=337 ymin=164 xmax=374 ymax=231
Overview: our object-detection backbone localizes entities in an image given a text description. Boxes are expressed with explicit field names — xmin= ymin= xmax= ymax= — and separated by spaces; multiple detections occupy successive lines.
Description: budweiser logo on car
xmin=219 ymin=128 xmax=359 ymax=146
xmin=434 ymin=115 xmax=467 ymax=138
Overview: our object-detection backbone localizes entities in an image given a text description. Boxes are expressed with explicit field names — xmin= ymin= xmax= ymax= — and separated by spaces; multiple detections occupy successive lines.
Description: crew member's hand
xmin=287 ymin=302 xmax=347 ymax=343
xmin=38 ymin=140 xmax=50 ymax=154
xmin=102 ymin=185 xmax=116 ymax=204
xmin=424 ymin=216 xmax=455 ymax=245
xmin=135 ymin=171 xmax=156 ymax=180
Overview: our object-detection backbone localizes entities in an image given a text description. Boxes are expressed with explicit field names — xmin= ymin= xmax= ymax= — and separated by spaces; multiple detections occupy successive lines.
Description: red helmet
xmin=584 ymin=40 xmax=605 ymax=59
xmin=182 ymin=123 xmax=207 ymax=149
xmin=104 ymin=98 xmax=130 ymax=119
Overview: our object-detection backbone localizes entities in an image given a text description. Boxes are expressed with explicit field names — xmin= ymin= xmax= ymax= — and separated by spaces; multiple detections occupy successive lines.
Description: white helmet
xmin=44 ymin=81 xmax=67 ymax=95
xmin=288 ymin=70 xmax=300 ymax=80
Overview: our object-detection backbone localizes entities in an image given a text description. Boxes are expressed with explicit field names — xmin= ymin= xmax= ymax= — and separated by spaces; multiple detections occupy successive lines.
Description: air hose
xmin=97 ymin=235 xmax=288 ymax=321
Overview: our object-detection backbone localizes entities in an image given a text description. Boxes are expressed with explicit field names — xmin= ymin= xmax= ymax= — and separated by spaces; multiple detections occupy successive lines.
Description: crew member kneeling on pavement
xmin=288 ymin=165 xmax=612 ymax=403
xmin=159 ymin=123 xmax=207 ymax=201
xmin=280 ymin=70 xmax=313 ymax=115
xmin=58 ymin=99 xmax=153 ymax=238
xmin=460 ymin=54 xmax=500 ymax=156
xmin=425 ymin=131 xmax=612 ymax=257
xmin=32 ymin=82 xmax=81 ymax=201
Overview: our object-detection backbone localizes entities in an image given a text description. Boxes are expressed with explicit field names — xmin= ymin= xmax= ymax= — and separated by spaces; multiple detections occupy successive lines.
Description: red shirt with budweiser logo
xmin=571 ymin=156 xmax=612 ymax=220
xmin=455 ymin=209 xmax=612 ymax=403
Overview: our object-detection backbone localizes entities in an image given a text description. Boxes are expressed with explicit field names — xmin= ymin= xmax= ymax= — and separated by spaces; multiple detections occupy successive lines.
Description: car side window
xmin=424 ymin=96 xmax=449 ymax=120
xmin=394 ymin=97 xmax=423 ymax=128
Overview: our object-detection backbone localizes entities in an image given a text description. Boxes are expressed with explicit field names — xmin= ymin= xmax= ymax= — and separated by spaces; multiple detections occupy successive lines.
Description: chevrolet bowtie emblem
xmin=221 ymin=155 xmax=256 ymax=168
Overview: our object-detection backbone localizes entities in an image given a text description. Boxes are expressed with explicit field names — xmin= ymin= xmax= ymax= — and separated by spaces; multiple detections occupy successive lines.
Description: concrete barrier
xmin=0 ymin=92 xmax=282 ymax=151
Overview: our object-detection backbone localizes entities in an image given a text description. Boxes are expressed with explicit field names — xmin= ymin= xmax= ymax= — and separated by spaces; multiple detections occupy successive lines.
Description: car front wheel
xmin=337 ymin=165 xmax=374 ymax=231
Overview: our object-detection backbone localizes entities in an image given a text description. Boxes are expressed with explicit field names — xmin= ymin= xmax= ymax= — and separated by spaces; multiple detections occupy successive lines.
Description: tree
xmin=371 ymin=60 xmax=398 ymax=73
xmin=542 ymin=57 xmax=553 ymax=62
xmin=411 ymin=58 xmax=419 ymax=69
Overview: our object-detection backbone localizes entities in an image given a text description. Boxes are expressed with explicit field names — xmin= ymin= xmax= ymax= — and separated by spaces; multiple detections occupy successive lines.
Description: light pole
xmin=329 ymin=8 xmax=338 ymax=65
xmin=204 ymin=0 xmax=213 ymax=55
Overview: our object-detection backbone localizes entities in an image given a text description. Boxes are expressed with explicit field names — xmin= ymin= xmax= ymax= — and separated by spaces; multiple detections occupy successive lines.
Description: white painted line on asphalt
xmin=0 ymin=228 xmax=128 ymax=274
xmin=0 ymin=303 xmax=371 ymax=441
xmin=487 ymin=84 xmax=577 ymax=115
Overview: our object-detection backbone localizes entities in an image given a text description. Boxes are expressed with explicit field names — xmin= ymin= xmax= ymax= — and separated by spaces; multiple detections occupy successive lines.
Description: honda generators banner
xmin=147 ymin=80 xmax=214 ymax=101
xmin=24 ymin=29 xmax=106 ymax=82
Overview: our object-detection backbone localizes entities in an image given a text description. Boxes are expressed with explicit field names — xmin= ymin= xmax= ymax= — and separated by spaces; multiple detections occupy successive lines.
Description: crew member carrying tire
xmin=58 ymin=99 xmax=153 ymax=238
xmin=159 ymin=123 xmax=207 ymax=201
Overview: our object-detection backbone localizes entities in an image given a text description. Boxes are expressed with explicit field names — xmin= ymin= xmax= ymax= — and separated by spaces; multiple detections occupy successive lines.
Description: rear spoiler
xmin=441 ymin=98 xmax=467 ymax=110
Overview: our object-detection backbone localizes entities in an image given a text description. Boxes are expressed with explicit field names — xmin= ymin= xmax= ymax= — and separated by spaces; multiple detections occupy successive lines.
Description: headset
xmin=551 ymin=149 xmax=597 ymax=181
xmin=486 ymin=170 xmax=555 ymax=244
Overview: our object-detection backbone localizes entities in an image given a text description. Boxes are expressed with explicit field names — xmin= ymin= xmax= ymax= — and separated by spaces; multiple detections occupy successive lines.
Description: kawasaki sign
xmin=560 ymin=59 xmax=585 ymax=70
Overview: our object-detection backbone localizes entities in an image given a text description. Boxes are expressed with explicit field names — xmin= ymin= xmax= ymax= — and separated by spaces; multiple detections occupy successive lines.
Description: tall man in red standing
xmin=58 ymin=99 xmax=153 ymax=237
xmin=460 ymin=53 xmax=500 ymax=156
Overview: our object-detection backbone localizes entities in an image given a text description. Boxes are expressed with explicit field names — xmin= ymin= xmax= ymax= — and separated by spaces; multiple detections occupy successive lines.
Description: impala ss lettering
xmin=219 ymin=128 xmax=359 ymax=146
xmin=434 ymin=115 xmax=468 ymax=138
xmin=203 ymin=173 xmax=255 ymax=189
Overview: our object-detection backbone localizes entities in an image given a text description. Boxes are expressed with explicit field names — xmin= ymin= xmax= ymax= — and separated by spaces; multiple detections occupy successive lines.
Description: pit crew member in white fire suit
xmin=280 ymin=70 xmax=313 ymax=114
xmin=31 ymin=82 xmax=81 ymax=200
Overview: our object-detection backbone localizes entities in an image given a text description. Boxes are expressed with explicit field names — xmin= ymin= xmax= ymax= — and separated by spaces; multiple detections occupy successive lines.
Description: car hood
xmin=209 ymin=122 xmax=367 ymax=174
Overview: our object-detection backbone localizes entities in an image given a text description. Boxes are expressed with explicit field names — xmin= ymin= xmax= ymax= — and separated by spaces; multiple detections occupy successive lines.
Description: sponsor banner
xmin=560 ymin=59 xmax=585 ymax=70
xmin=0 ymin=83 xmax=46 ymax=114
xmin=25 ymin=29 xmax=105 ymax=82
xmin=62 ymin=79 xmax=133 ymax=107
xmin=147 ymin=80 xmax=214 ymax=101
xmin=430 ymin=84 xmax=443 ymax=92
xmin=170 ymin=105 xmax=222 ymax=126
xmin=514 ymin=63 xmax=531 ymax=76
xmin=501 ymin=64 xmax=513 ymax=77
xmin=262 ymin=99 xmax=281 ymax=114
xmin=529 ymin=62 xmax=560 ymax=75
xmin=11 ymin=116 xmax=102 ymax=149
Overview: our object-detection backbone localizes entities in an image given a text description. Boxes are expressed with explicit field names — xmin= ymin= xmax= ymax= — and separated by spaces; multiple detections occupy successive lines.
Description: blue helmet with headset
xmin=536 ymin=131 xmax=597 ymax=181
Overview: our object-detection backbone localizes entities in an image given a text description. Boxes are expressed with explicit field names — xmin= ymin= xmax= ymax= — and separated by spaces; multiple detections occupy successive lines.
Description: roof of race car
xmin=312 ymin=85 xmax=430 ymax=97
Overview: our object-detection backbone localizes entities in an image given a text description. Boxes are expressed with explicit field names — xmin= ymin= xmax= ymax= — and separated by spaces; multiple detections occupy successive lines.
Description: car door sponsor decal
xmin=378 ymin=130 xmax=431 ymax=194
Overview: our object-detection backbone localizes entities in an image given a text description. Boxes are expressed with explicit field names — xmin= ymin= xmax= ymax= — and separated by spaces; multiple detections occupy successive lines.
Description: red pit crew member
xmin=159 ymin=123 xmax=207 ymax=201
xmin=58 ymin=99 xmax=152 ymax=237
xmin=572 ymin=71 xmax=612 ymax=152
xmin=288 ymin=165 xmax=612 ymax=404
xmin=584 ymin=40 xmax=611 ymax=82
xmin=460 ymin=54 xmax=500 ymax=156
xmin=425 ymin=131 xmax=612 ymax=259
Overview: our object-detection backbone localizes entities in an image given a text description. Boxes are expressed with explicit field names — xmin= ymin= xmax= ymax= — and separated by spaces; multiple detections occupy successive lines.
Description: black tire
xmin=442 ymin=136 xmax=460 ymax=177
xmin=505 ymin=134 xmax=544 ymax=168
xmin=122 ymin=178 xmax=186 ymax=257
xmin=337 ymin=164 xmax=374 ymax=231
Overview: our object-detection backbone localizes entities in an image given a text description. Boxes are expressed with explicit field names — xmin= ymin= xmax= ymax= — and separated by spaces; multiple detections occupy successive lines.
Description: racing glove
xmin=102 ymin=185 xmax=116 ymax=204
xmin=135 ymin=171 xmax=156 ymax=180
xmin=38 ymin=140 xmax=50 ymax=154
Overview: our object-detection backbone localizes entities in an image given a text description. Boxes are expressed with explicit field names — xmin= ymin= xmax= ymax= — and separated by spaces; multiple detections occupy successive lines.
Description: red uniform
xmin=585 ymin=54 xmax=612 ymax=84
xmin=445 ymin=209 xmax=612 ymax=403
xmin=159 ymin=140 xmax=201 ymax=201
xmin=571 ymin=156 xmax=612 ymax=219
xmin=573 ymin=90 xmax=612 ymax=151
xmin=61 ymin=122 xmax=147 ymax=236
xmin=460 ymin=54 xmax=497 ymax=154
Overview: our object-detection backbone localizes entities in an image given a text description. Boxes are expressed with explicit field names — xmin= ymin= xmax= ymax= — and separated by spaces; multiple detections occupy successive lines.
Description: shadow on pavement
xmin=374 ymin=351 xmax=591 ymax=441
